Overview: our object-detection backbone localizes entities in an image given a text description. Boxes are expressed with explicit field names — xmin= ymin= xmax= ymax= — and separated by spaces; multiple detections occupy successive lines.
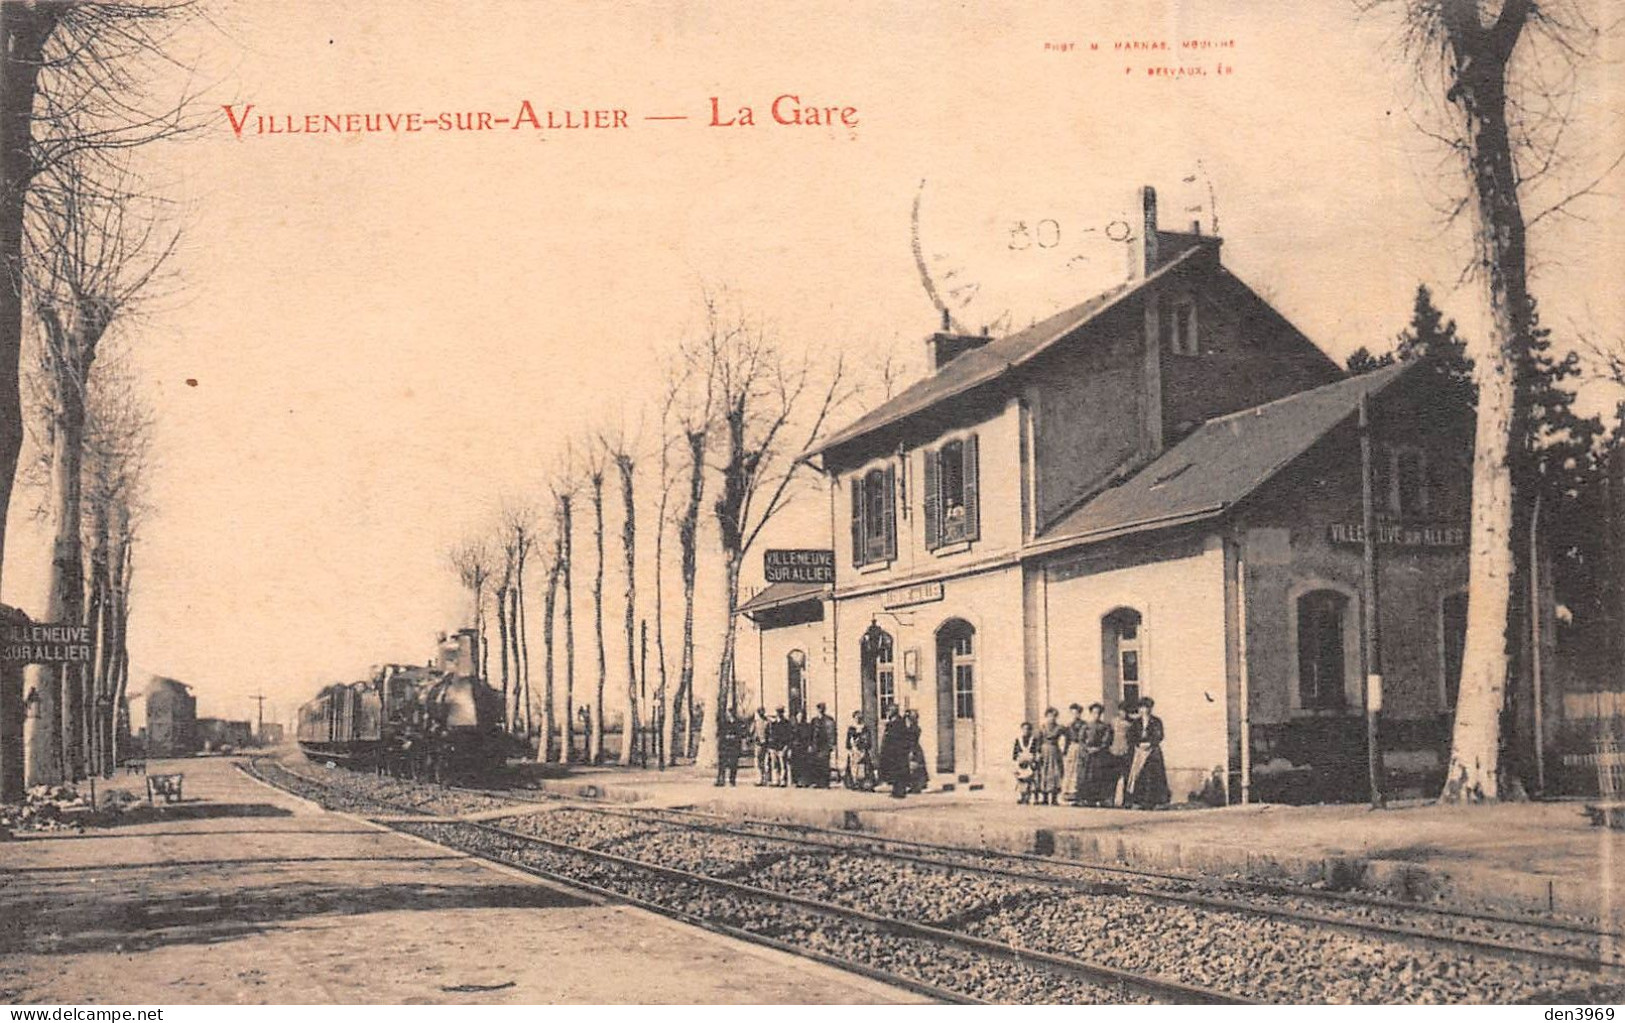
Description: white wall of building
xmin=1041 ymin=537 xmax=1230 ymax=802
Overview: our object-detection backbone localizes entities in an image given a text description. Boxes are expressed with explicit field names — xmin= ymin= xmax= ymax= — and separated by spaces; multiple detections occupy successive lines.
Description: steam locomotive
xmin=295 ymin=664 xmax=514 ymax=780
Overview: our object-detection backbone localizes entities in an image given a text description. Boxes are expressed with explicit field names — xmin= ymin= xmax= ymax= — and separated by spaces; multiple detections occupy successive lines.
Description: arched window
xmin=1101 ymin=608 xmax=1145 ymax=713
xmin=1297 ymin=590 xmax=1349 ymax=710
xmin=787 ymin=650 xmax=807 ymax=719
xmin=860 ymin=625 xmax=895 ymax=730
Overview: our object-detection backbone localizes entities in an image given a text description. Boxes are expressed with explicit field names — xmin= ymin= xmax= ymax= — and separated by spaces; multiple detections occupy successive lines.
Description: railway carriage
xmin=296 ymin=666 xmax=511 ymax=779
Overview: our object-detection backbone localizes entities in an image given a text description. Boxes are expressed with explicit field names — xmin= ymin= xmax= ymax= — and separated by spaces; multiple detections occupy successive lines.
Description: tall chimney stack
xmin=1142 ymin=185 xmax=1159 ymax=276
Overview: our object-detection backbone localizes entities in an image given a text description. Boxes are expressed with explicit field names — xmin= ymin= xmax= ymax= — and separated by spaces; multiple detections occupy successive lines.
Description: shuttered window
xmin=850 ymin=465 xmax=897 ymax=566
xmin=924 ymin=433 xmax=980 ymax=549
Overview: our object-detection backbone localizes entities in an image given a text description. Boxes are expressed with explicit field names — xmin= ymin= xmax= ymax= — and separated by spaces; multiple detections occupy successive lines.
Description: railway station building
xmin=739 ymin=186 xmax=1524 ymax=805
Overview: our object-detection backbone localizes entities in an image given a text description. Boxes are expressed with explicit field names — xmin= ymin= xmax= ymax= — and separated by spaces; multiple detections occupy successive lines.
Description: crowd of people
xmin=711 ymin=697 xmax=1170 ymax=810
xmin=711 ymin=704 xmax=931 ymax=798
xmin=1013 ymin=698 xmax=1168 ymax=809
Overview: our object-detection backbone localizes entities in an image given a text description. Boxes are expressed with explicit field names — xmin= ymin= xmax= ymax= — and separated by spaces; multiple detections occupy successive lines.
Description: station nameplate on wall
xmin=884 ymin=582 xmax=945 ymax=610
xmin=1327 ymin=523 xmax=1467 ymax=548
xmin=764 ymin=549 xmax=835 ymax=584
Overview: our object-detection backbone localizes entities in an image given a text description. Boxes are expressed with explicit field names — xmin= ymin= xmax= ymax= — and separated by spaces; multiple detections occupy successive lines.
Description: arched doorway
xmin=859 ymin=624 xmax=894 ymax=741
xmin=935 ymin=619 xmax=976 ymax=775
xmin=1101 ymin=607 xmax=1144 ymax=717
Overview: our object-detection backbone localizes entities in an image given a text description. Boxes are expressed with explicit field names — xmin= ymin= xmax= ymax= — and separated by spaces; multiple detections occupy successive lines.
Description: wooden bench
xmin=122 ymin=758 xmax=146 ymax=776
xmin=146 ymin=773 xmax=184 ymax=805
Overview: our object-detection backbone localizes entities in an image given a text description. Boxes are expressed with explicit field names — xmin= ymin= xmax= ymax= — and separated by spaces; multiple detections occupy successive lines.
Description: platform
xmin=515 ymin=759 xmax=1622 ymax=923
xmin=0 ymin=756 xmax=924 ymax=1005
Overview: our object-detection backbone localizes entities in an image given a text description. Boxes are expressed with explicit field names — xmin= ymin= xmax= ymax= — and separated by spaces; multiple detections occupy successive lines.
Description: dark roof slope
xmin=736 ymin=580 xmax=829 ymax=616
xmin=809 ymin=249 xmax=1204 ymax=459
xmin=1035 ymin=360 xmax=1413 ymax=548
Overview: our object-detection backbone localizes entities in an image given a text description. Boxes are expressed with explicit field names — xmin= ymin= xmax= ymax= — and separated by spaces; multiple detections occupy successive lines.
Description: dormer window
xmin=924 ymin=434 xmax=980 ymax=549
xmin=1161 ymin=296 xmax=1198 ymax=355
xmin=1392 ymin=445 xmax=1429 ymax=518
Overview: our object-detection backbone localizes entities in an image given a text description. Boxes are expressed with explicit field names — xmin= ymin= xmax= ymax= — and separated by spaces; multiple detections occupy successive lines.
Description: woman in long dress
xmin=1078 ymin=702 xmax=1115 ymax=807
xmin=844 ymin=711 xmax=876 ymax=790
xmin=1061 ymin=703 xmax=1087 ymax=805
xmin=1035 ymin=707 xmax=1068 ymax=806
xmin=1126 ymin=697 xmax=1171 ymax=808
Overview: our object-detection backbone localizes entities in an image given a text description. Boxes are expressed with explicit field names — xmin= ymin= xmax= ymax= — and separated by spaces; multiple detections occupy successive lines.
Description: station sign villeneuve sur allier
xmin=764 ymin=549 xmax=835 ymax=585
xmin=1 ymin=621 xmax=94 ymax=666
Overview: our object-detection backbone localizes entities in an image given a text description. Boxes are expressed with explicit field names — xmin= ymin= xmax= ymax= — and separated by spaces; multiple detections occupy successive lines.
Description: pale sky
xmin=5 ymin=0 xmax=1621 ymax=728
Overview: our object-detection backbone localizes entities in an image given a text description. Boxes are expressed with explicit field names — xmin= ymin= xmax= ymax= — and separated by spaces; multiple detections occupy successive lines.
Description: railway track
xmin=564 ymin=801 xmax=1622 ymax=973
xmin=244 ymin=758 xmax=1238 ymax=1004
xmin=247 ymin=757 xmax=1625 ymax=1003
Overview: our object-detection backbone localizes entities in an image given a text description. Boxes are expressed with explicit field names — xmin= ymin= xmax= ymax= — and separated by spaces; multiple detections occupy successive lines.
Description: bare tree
xmin=666 ymin=334 xmax=716 ymax=764
xmin=550 ymin=464 xmax=579 ymax=762
xmin=650 ymin=382 xmax=683 ymax=766
xmin=535 ymin=521 xmax=564 ymax=762
xmin=21 ymin=155 xmax=171 ymax=786
xmin=1377 ymin=0 xmax=1616 ymax=801
xmin=582 ymin=441 xmax=608 ymax=763
xmin=600 ymin=425 xmax=642 ymax=766
xmin=447 ymin=535 xmax=493 ymax=685
xmin=80 ymin=367 xmax=149 ymax=776
xmin=684 ymin=294 xmax=848 ymax=761
xmin=2 ymin=1 xmax=197 ymax=596
xmin=498 ymin=497 xmax=537 ymax=737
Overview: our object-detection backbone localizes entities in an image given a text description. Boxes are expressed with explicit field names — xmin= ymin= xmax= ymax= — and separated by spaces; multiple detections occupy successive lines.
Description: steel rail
xmin=544 ymin=800 xmax=1623 ymax=974
xmin=242 ymin=761 xmax=976 ymax=1005
xmin=450 ymin=816 xmax=1253 ymax=1005
xmin=249 ymin=760 xmax=1248 ymax=1004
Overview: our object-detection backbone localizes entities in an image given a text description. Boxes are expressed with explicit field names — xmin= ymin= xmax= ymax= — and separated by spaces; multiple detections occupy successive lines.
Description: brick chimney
xmin=927 ymin=307 xmax=992 ymax=371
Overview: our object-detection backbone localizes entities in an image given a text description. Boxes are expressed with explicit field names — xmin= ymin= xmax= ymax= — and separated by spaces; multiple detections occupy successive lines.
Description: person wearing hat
xmin=1061 ymin=703 xmax=1087 ymax=805
xmin=1108 ymin=698 xmax=1137 ymax=807
xmin=813 ymin=702 xmax=838 ymax=788
xmin=1126 ymin=697 xmax=1170 ymax=808
xmin=1078 ymin=702 xmax=1114 ymax=807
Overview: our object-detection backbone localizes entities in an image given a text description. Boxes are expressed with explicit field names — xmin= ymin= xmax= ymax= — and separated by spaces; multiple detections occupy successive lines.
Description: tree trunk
xmin=539 ymin=549 xmax=561 ymax=762
xmin=617 ymin=454 xmax=638 ymax=766
xmin=653 ymin=447 xmax=672 ymax=767
xmin=560 ymin=496 xmax=575 ymax=762
xmin=516 ymin=544 xmax=531 ymax=740
xmin=1438 ymin=8 xmax=1531 ymax=803
xmin=1 ymin=7 xmax=59 ymax=791
xmin=496 ymin=583 xmax=510 ymax=730
xmin=590 ymin=473 xmax=606 ymax=764
xmin=509 ymin=580 xmax=522 ymax=732
xmin=671 ymin=429 xmax=705 ymax=764
xmin=27 ymin=361 xmax=88 ymax=785
xmin=109 ymin=520 xmax=131 ymax=768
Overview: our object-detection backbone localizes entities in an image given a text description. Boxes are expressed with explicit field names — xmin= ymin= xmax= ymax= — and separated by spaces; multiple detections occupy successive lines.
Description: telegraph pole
xmin=249 ymin=693 xmax=267 ymax=743
xmin=1358 ymin=393 xmax=1386 ymax=809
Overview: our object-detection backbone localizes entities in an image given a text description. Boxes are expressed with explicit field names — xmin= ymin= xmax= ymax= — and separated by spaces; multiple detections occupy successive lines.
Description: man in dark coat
xmin=812 ymin=703 xmax=837 ymax=788
xmin=790 ymin=710 xmax=813 ymax=787
xmin=714 ymin=709 xmax=743 ymax=787
xmin=879 ymin=708 xmax=910 ymax=799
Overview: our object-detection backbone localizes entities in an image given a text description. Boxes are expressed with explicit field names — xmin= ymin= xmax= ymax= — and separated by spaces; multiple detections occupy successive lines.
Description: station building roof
xmin=1032 ymin=359 xmax=1414 ymax=551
